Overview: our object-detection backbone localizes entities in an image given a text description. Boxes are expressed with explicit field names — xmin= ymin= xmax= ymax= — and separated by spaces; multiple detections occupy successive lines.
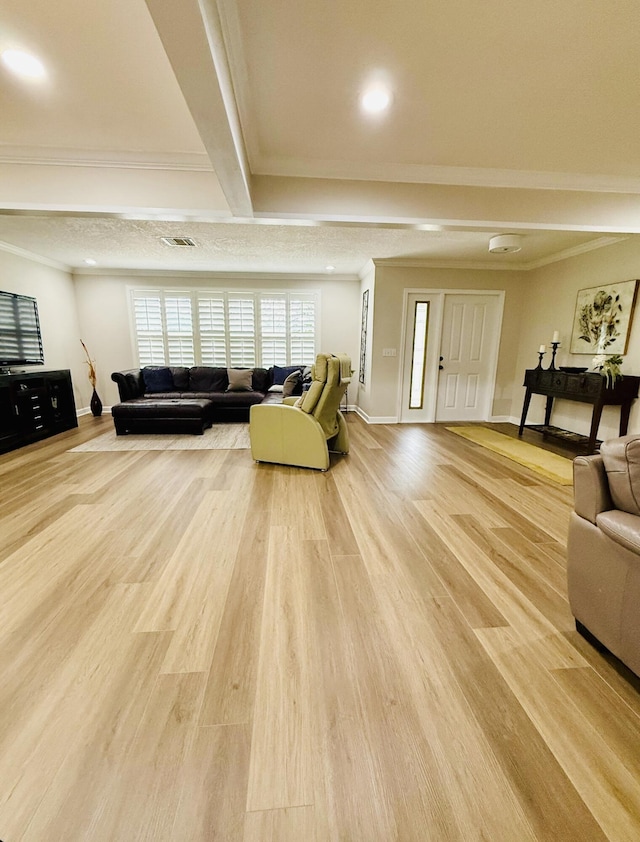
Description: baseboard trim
xmin=78 ymin=405 xmax=112 ymax=417
xmin=354 ymin=407 xmax=398 ymax=424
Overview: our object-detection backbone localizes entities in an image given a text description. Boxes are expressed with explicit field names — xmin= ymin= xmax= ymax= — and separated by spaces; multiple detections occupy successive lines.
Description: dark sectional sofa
xmin=110 ymin=364 xmax=308 ymax=434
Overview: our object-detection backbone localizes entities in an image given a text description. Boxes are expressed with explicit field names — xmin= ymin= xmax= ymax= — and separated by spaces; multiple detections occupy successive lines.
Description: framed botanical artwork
xmin=359 ymin=289 xmax=369 ymax=384
xmin=570 ymin=279 xmax=639 ymax=354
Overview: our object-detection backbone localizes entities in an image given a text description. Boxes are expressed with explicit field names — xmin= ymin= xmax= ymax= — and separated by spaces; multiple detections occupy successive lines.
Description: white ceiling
xmin=1 ymin=0 xmax=639 ymax=275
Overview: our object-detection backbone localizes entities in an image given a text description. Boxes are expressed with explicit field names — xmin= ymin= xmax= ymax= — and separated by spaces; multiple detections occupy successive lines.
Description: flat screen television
xmin=0 ymin=290 xmax=45 ymax=367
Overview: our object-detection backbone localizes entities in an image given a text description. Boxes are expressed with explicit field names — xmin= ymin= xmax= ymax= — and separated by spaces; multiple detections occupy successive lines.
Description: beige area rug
xmin=69 ymin=423 xmax=250 ymax=452
xmin=445 ymin=426 xmax=573 ymax=485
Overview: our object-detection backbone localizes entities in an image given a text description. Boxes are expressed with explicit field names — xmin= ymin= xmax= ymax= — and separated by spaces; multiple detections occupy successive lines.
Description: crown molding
xmin=373 ymin=258 xmax=529 ymax=272
xmin=0 ymin=147 xmax=213 ymax=172
xmin=0 ymin=239 xmax=70 ymax=272
xmin=73 ymin=266 xmax=359 ymax=281
xmin=524 ymin=236 xmax=628 ymax=270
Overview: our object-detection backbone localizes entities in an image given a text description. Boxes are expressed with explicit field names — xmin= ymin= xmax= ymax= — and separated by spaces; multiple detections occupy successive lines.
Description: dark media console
xmin=0 ymin=369 xmax=78 ymax=454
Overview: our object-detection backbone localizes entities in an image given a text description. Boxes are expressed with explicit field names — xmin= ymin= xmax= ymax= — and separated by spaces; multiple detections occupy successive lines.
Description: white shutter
xmin=228 ymin=297 xmax=256 ymax=366
xmin=289 ymin=297 xmax=316 ymax=364
xmin=260 ymin=297 xmax=287 ymax=364
xmin=165 ymin=296 xmax=194 ymax=365
xmin=133 ymin=295 xmax=165 ymax=365
xmin=198 ymin=296 xmax=227 ymax=365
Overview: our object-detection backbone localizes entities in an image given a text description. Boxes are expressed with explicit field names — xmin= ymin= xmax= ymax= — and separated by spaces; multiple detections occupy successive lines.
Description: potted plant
xmin=591 ymin=352 xmax=623 ymax=388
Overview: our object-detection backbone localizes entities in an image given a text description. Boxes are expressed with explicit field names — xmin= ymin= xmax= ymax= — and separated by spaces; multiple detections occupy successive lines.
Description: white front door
xmin=435 ymin=294 xmax=501 ymax=422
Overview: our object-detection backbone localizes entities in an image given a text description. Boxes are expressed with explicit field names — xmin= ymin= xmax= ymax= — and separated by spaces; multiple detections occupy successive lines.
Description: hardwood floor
xmin=1 ymin=413 xmax=639 ymax=840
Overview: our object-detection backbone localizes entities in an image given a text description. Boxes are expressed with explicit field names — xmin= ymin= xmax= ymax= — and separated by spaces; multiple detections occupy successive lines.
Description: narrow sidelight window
xmin=409 ymin=301 xmax=429 ymax=409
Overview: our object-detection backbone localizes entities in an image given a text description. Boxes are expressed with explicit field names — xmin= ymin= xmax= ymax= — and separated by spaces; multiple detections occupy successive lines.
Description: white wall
xmin=515 ymin=236 xmax=640 ymax=439
xmin=0 ymin=248 xmax=88 ymax=408
xmin=73 ymin=271 xmax=362 ymax=406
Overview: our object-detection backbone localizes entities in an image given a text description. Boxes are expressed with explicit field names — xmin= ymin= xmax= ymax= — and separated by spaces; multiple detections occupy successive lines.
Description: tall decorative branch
xmin=80 ymin=340 xmax=97 ymax=389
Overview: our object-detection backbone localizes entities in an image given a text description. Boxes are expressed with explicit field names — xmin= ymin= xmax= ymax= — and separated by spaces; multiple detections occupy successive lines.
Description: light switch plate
xmin=382 ymin=348 xmax=397 ymax=357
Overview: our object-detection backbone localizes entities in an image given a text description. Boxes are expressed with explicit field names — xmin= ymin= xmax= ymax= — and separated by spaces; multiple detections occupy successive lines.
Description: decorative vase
xmin=90 ymin=388 xmax=103 ymax=417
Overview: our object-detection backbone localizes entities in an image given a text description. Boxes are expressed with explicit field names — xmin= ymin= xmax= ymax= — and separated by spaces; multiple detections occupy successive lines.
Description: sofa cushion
xmin=227 ymin=368 xmax=254 ymax=391
xmin=282 ymin=370 xmax=301 ymax=398
xmin=189 ymin=367 xmax=228 ymax=392
xmin=142 ymin=366 xmax=174 ymax=392
xmin=170 ymin=366 xmax=190 ymax=390
xmin=252 ymin=368 xmax=270 ymax=393
xmin=272 ymin=364 xmax=303 ymax=386
xmin=600 ymin=435 xmax=640 ymax=516
xmin=211 ymin=391 xmax=264 ymax=407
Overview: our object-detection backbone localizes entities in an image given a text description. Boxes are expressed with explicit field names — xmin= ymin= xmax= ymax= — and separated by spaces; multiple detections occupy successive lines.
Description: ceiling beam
xmin=145 ymin=0 xmax=253 ymax=216
xmin=251 ymin=175 xmax=640 ymax=234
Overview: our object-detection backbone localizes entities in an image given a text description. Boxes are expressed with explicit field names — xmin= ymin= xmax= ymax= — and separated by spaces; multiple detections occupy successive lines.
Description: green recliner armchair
xmin=249 ymin=352 xmax=351 ymax=470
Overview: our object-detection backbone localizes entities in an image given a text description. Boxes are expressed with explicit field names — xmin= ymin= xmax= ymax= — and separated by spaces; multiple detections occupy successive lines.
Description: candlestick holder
xmin=536 ymin=351 xmax=545 ymax=369
xmin=548 ymin=341 xmax=560 ymax=370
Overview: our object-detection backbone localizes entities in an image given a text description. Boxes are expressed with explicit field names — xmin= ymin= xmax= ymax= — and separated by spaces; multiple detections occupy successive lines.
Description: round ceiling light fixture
xmin=488 ymin=234 xmax=522 ymax=254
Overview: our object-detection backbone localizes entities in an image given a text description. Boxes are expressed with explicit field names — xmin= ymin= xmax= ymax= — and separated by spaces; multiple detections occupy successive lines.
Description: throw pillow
xmin=282 ymin=370 xmax=301 ymax=398
xmin=170 ymin=366 xmax=190 ymax=390
xmin=227 ymin=368 xmax=254 ymax=392
xmin=251 ymin=368 xmax=270 ymax=393
xmin=142 ymin=366 xmax=174 ymax=393
xmin=189 ymin=367 xmax=228 ymax=392
xmin=272 ymin=364 xmax=302 ymax=386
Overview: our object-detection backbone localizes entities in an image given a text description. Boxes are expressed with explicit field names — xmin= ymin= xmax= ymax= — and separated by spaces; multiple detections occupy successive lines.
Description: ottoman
xmin=111 ymin=399 xmax=214 ymax=435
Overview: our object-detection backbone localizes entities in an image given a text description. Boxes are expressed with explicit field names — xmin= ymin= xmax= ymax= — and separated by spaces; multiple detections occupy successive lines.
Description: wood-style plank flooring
xmin=1 ymin=413 xmax=639 ymax=841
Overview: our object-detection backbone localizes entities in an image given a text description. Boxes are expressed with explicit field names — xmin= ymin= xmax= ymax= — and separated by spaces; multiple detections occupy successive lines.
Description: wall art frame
xmin=570 ymin=279 xmax=639 ymax=354
xmin=359 ymin=288 xmax=369 ymax=384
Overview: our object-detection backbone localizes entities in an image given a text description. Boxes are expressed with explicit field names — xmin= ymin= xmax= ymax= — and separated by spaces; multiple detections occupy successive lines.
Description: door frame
xmin=398 ymin=288 xmax=505 ymax=423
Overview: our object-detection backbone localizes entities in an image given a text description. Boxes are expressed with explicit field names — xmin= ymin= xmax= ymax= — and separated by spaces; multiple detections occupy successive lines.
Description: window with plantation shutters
xmin=133 ymin=295 xmax=165 ymax=365
xmin=131 ymin=288 xmax=318 ymax=368
xmin=165 ymin=296 xmax=195 ymax=365
xmin=227 ymin=297 xmax=256 ymax=366
xmin=260 ymin=297 xmax=287 ymax=364
xmin=289 ymin=297 xmax=316 ymax=363
xmin=198 ymin=296 xmax=227 ymax=366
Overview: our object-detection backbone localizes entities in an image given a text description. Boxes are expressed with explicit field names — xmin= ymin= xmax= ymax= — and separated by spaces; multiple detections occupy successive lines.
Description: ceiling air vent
xmin=160 ymin=237 xmax=197 ymax=247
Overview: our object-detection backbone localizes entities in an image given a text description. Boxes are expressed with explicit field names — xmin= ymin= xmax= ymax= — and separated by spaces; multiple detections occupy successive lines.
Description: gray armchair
xmin=568 ymin=434 xmax=640 ymax=677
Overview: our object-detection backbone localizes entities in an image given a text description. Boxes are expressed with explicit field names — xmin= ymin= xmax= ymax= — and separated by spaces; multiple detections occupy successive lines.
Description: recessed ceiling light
xmin=361 ymin=85 xmax=391 ymax=114
xmin=325 ymin=265 xmax=336 ymax=273
xmin=1 ymin=49 xmax=46 ymax=79
xmin=83 ymin=258 xmax=97 ymax=266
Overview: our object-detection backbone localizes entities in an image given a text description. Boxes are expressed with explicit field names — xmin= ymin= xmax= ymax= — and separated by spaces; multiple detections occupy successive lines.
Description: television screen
xmin=0 ymin=291 xmax=45 ymax=367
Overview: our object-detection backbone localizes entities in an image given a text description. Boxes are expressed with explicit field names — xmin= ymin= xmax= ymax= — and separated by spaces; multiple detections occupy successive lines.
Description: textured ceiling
xmin=0 ymin=0 xmax=639 ymax=274
xmin=0 ymin=215 xmax=622 ymax=274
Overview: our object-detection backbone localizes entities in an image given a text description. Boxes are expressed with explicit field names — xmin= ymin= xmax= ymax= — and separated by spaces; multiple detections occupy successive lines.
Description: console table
xmin=519 ymin=369 xmax=640 ymax=454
